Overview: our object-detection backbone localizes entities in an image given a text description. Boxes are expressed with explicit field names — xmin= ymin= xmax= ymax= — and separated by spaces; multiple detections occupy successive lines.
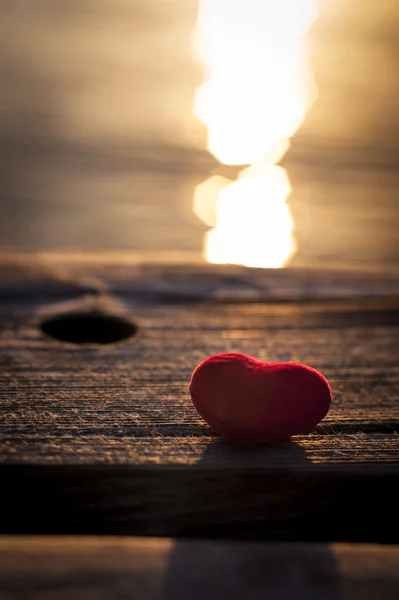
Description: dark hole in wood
xmin=40 ymin=312 xmax=137 ymax=345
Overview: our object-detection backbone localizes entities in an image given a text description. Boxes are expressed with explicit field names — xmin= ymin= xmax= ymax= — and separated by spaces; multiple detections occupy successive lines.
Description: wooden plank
xmin=1 ymin=296 xmax=398 ymax=439
xmin=0 ymin=260 xmax=398 ymax=539
xmin=0 ymin=536 xmax=399 ymax=600
xmin=1 ymin=434 xmax=398 ymax=468
xmin=1 ymin=435 xmax=398 ymax=541
xmin=1 ymin=254 xmax=399 ymax=300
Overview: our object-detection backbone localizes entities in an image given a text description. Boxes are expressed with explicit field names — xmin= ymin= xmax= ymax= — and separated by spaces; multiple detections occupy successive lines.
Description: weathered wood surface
xmin=0 ymin=259 xmax=398 ymax=540
xmin=0 ymin=537 xmax=399 ymax=600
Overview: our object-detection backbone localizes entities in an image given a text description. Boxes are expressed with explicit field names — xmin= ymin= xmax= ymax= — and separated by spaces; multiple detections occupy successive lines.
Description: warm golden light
xmin=193 ymin=0 xmax=317 ymax=268
xmin=205 ymin=164 xmax=295 ymax=268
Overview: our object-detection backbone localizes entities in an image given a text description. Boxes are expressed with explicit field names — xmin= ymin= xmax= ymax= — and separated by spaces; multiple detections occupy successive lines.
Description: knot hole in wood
xmin=40 ymin=311 xmax=137 ymax=345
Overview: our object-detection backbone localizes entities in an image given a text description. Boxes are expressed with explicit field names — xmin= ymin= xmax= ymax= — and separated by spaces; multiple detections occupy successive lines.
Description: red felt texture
xmin=189 ymin=353 xmax=332 ymax=444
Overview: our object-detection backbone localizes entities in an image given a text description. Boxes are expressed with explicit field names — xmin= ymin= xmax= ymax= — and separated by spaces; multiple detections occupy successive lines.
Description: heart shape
xmin=189 ymin=353 xmax=331 ymax=444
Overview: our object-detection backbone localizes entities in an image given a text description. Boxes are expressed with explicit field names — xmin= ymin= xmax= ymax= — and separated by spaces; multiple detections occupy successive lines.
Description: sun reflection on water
xmin=193 ymin=0 xmax=317 ymax=267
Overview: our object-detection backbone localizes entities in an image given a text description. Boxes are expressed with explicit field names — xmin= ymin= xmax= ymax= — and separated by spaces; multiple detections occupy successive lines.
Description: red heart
xmin=189 ymin=353 xmax=331 ymax=444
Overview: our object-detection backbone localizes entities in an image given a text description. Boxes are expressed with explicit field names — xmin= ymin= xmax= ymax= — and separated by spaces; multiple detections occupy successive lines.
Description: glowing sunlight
xmin=193 ymin=0 xmax=317 ymax=267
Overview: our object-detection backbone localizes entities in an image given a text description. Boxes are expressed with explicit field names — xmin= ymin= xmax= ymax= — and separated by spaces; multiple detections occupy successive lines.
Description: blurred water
xmin=0 ymin=0 xmax=398 ymax=268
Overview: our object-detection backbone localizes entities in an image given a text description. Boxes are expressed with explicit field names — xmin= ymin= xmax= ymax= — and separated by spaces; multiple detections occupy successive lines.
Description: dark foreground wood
xmin=0 ymin=536 xmax=398 ymax=600
xmin=0 ymin=257 xmax=398 ymax=541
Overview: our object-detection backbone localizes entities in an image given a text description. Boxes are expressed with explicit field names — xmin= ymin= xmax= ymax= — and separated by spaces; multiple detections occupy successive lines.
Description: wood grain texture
xmin=0 ymin=259 xmax=398 ymax=539
xmin=0 ymin=536 xmax=399 ymax=600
